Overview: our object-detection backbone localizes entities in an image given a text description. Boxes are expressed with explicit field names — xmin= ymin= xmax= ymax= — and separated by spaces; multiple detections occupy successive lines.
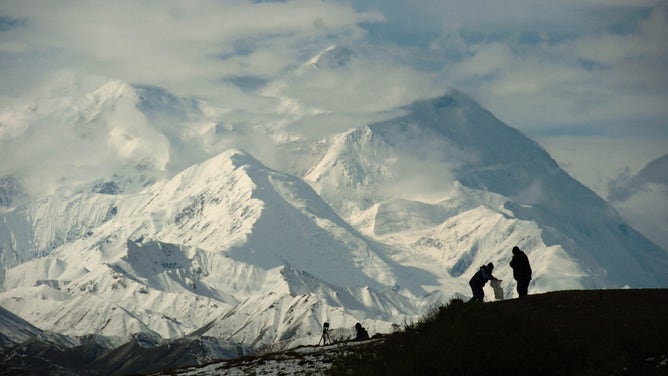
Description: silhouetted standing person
xmin=468 ymin=262 xmax=499 ymax=302
xmin=509 ymin=246 xmax=532 ymax=297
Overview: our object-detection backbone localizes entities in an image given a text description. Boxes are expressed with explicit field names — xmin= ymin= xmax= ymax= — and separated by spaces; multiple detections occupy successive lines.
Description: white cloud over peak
xmin=1 ymin=0 xmax=666 ymax=199
xmin=3 ymin=0 xmax=666 ymax=138
xmin=0 ymin=0 xmax=382 ymax=98
xmin=433 ymin=2 xmax=668 ymax=132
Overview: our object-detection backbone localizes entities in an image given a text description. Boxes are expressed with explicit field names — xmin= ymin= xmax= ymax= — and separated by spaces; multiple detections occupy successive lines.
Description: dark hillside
xmin=330 ymin=289 xmax=668 ymax=376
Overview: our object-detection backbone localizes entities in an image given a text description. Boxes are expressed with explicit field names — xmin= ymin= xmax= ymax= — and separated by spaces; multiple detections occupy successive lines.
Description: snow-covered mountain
xmin=1 ymin=71 xmax=667 ymax=364
xmin=0 ymin=148 xmax=431 ymax=351
xmin=305 ymin=90 xmax=668 ymax=290
xmin=608 ymin=153 xmax=668 ymax=251
xmin=0 ymin=305 xmax=42 ymax=347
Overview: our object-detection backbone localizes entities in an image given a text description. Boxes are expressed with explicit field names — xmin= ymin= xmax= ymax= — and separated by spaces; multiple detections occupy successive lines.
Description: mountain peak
xmin=307 ymin=91 xmax=668 ymax=289
xmin=297 ymin=45 xmax=353 ymax=75
xmin=0 ymin=175 xmax=24 ymax=208
xmin=639 ymin=153 xmax=668 ymax=184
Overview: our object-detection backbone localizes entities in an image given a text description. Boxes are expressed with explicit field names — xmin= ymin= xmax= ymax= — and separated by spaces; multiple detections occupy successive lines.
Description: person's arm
xmin=482 ymin=268 xmax=499 ymax=281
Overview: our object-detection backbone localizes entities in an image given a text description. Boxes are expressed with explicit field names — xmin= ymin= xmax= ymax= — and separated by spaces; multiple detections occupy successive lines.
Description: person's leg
xmin=518 ymin=279 xmax=529 ymax=297
xmin=469 ymin=282 xmax=478 ymax=302
xmin=471 ymin=284 xmax=484 ymax=302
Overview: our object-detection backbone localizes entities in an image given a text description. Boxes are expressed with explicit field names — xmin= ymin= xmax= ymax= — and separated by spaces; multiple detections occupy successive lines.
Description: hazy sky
xmin=0 ymin=0 xmax=666 ymax=195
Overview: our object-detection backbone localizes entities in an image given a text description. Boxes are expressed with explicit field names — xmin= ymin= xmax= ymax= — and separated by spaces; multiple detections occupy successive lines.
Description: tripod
xmin=318 ymin=322 xmax=332 ymax=346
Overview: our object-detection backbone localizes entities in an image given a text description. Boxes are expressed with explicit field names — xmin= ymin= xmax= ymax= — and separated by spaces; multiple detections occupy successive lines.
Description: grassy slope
xmin=329 ymin=289 xmax=668 ymax=376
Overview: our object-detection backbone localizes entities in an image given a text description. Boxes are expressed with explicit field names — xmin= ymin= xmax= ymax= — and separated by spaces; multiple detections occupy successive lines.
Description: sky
xmin=0 ymin=0 xmax=666 ymax=243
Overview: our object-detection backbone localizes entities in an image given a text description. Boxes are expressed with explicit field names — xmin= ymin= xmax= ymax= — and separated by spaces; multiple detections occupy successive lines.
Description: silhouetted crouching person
xmin=354 ymin=322 xmax=369 ymax=341
xmin=509 ymin=246 xmax=532 ymax=297
xmin=468 ymin=262 xmax=499 ymax=302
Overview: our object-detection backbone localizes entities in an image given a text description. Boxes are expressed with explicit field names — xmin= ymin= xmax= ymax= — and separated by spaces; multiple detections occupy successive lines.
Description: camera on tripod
xmin=318 ymin=321 xmax=332 ymax=345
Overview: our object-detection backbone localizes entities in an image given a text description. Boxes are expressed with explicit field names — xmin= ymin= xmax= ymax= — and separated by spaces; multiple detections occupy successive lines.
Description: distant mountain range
xmin=1 ymin=53 xmax=667 ymax=372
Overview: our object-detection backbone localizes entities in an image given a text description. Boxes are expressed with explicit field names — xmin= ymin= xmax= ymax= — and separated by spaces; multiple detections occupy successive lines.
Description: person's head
xmin=355 ymin=322 xmax=362 ymax=330
xmin=512 ymin=246 xmax=520 ymax=255
xmin=487 ymin=262 xmax=494 ymax=270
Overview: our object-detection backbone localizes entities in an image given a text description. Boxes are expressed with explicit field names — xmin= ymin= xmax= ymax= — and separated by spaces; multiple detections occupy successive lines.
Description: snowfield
xmin=1 ymin=69 xmax=666 ymax=367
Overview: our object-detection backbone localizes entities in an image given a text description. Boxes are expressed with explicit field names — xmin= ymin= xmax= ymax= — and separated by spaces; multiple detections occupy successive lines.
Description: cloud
xmin=0 ymin=76 xmax=172 ymax=195
xmin=607 ymin=167 xmax=646 ymax=203
xmin=0 ymin=0 xmax=382 ymax=99
xmin=1 ymin=0 xmax=451 ymax=150
xmin=510 ymin=179 xmax=547 ymax=206
xmin=608 ymin=153 xmax=668 ymax=203
xmin=264 ymin=45 xmax=443 ymax=137
xmin=431 ymin=2 xmax=668 ymax=135
xmin=1 ymin=0 xmax=667 ymax=197
xmin=608 ymin=167 xmax=668 ymax=251
xmin=4 ymin=0 xmax=664 ymax=140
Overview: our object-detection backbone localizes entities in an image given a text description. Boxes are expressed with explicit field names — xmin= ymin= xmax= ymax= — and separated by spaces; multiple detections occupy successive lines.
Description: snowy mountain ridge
xmin=0 ymin=147 xmax=429 ymax=351
xmin=1 ymin=71 xmax=667 ymax=362
xmin=306 ymin=91 xmax=668 ymax=289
